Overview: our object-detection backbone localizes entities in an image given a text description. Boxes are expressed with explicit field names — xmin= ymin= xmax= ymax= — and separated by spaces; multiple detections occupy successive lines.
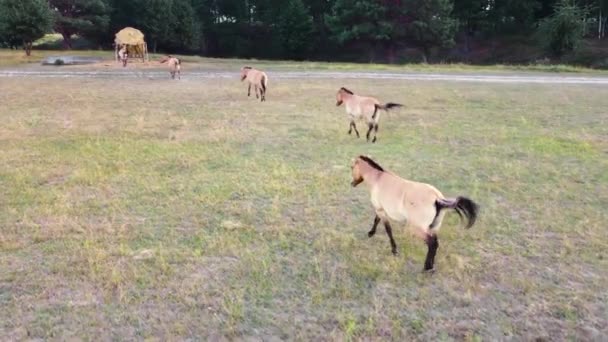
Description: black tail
xmin=432 ymin=197 xmax=479 ymax=229
xmin=373 ymin=103 xmax=403 ymax=119
xmin=261 ymin=74 xmax=267 ymax=93
xmin=377 ymin=103 xmax=403 ymax=110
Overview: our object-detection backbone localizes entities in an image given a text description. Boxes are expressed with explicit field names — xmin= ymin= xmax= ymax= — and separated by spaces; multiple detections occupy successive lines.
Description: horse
xmin=118 ymin=45 xmax=128 ymax=67
xmin=336 ymin=87 xmax=402 ymax=143
xmin=241 ymin=67 xmax=268 ymax=102
xmin=160 ymin=55 xmax=181 ymax=80
xmin=350 ymin=155 xmax=479 ymax=272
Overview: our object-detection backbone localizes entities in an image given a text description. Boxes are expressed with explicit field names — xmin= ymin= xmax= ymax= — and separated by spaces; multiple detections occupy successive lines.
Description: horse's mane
xmin=340 ymin=87 xmax=354 ymax=95
xmin=359 ymin=155 xmax=384 ymax=172
xmin=242 ymin=66 xmax=252 ymax=70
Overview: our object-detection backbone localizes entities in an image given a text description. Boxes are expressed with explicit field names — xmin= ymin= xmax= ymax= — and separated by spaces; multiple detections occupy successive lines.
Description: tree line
xmin=1 ymin=0 xmax=607 ymax=62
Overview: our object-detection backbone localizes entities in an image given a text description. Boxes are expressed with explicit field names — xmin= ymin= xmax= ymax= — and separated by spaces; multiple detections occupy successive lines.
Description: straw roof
xmin=115 ymin=27 xmax=146 ymax=45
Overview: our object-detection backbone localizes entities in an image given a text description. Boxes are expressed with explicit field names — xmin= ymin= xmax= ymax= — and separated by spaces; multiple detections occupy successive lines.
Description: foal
xmin=351 ymin=156 xmax=479 ymax=271
xmin=336 ymin=87 xmax=402 ymax=143
xmin=160 ymin=55 xmax=181 ymax=80
xmin=241 ymin=66 xmax=268 ymax=102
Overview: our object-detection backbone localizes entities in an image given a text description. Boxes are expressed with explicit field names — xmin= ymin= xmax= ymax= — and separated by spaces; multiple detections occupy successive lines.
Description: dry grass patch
xmin=0 ymin=72 xmax=607 ymax=340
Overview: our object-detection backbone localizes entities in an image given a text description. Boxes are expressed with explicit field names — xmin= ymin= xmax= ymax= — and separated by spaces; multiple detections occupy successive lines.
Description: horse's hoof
xmin=423 ymin=267 xmax=435 ymax=274
xmin=392 ymin=250 xmax=399 ymax=256
xmin=368 ymin=232 xmax=375 ymax=238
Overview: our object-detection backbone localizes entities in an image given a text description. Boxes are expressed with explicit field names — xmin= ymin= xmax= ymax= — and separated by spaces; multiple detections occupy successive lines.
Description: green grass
xmin=0 ymin=71 xmax=607 ymax=340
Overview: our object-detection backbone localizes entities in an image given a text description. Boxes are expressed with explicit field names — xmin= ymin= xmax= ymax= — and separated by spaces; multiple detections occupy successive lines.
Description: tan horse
xmin=336 ymin=87 xmax=402 ymax=143
xmin=351 ymin=155 xmax=479 ymax=271
xmin=241 ymin=66 xmax=268 ymax=102
xmin=160 ymin=55 xmax=181 ymax=79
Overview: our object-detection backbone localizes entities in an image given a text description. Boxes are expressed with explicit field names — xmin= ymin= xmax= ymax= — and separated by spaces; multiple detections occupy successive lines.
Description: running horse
xmin=350 ymin=155 xmax=479 ymax=271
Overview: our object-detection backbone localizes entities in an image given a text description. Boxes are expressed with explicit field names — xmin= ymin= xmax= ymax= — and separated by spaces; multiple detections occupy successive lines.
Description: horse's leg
xmin=424 ymin=234 xmax=439 ymax=271
xmin=365 ymin=123 xmax=374 ymax=142
xmin=352 ymin=122 xmax=360 ymax=138
xmin=372 ymin=123 xmax=379 ymax=143
xmin=248 ymin=84 xmax=251 ymax=97
xmin=383 ymin=221 xmax=398 ymax=256
xmin=348 ymin=121 xmax=354 ymax=135
xmin=368 ymin=215 xmax=381 ymax=237
xmin=255 ymin=85 xmax=259 ymax=99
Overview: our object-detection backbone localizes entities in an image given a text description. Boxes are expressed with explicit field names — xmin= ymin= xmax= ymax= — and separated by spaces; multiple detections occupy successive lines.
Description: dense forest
xmin=1 ymin=0 xmax=607 ymax=64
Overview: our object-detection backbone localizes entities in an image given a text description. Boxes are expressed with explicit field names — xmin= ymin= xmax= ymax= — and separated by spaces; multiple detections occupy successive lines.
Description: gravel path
xmin=2 ymin=69 xmax=608 ymax=84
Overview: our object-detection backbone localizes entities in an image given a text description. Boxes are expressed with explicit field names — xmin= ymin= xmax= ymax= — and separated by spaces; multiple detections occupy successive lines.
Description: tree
xmin=49 ymin=0 xmax=111 ymax=49
xmin=538 ymin=0 xmax=588 ymax=56
xmin=167 ymin=0 xmax=202 ymax=52
xmin=133 ymin=0 xmax=173 ymax=53
xmin=277 ymin=0 xmax=315 ymax=58
xmin=326 ymin=0 xmax=393 ymax=62
xmin=453 ymin=0 xmax=489 ymax=52
xmin=402 ymin=0 xmax=459 ymax=62
xmin=0 ymin=0 xmax=53 ymax=55
xmin=488 ymin=0 xmax=541 ymax=34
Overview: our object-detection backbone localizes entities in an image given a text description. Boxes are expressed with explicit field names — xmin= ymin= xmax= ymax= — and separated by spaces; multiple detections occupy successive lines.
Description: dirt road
xmin=2 ymin=69 xmax=608 ymax=84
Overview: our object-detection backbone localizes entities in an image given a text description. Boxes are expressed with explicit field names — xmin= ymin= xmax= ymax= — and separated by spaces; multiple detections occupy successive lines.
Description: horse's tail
xmin=373 ymin=103 xmax=403 ymax=119
xmin=261 ymin=73 xmax=268 ymax=93
xmin=432 ymin=197 xmax=479 ymax=229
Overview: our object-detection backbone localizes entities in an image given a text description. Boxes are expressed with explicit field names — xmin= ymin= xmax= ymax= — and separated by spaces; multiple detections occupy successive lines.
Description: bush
xmin=538 ymin=0 xmax=588 ymax=57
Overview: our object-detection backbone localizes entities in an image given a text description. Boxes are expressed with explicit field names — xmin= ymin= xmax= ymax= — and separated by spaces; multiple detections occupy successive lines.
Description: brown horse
xmin=241 ymin=66 xmax=268 ymax=102
xmin=336 ymin=87 xmax=402 ymax=143
xmin=351 ymin=155 xmax=479 ymax=271
xmin=160 ymin=55 xmax=181 ymax=79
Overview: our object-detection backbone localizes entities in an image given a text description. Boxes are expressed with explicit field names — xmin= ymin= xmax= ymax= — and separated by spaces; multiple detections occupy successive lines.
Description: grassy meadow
xmin=0 ymin=66 xmax=607 ymax=340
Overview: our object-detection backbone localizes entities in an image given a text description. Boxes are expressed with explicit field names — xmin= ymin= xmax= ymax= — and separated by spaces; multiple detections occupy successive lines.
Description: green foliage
xmin=402 ymin=0 xmax=459 ymax=60
xmin=326 ymin=0 xmax=391 ymax=45
xmin=277 ymin=0 xmax=315 ymax=59
xmin=538 ymin=0 xmax=588 ymax=56
xmin=167 ymin=0 xmax=202 ymax=52
xmin=0 ymin=0 xmax=53 ymax=54
xmin=49 ymin=0 xmax=111 ymax=48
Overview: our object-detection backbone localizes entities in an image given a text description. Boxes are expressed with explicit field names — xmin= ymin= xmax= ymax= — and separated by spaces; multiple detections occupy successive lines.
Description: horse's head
xmin=350 ymin=157 xmax=364 ymax=187
xmin=351 ymin=155 xmax=384 ymax=187
xmin=159 ymin=55 xmax=170 ymax=64
xmin=240 ymin=66 xmax=252 ymax=81
xmin=336 ymin=87 xmax=353 ymax=106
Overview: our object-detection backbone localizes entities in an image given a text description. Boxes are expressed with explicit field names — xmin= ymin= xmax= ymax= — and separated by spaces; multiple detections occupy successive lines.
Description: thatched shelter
xmin=114 ymin=27 xmax=149 ymax=63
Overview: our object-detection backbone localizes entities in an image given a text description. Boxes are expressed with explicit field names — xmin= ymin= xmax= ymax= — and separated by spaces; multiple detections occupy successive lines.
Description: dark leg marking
xmin=366 ymin=123 xmax=374 ymax=141
xmin=384 ymin=221 xmax=398 ymax=255
xmin=368 ymin=215 xmax=381 ymax=237
xmin=353 ymin=123 xmax=360 ymax=138
xmin=372 ymin=124 xmax=378 ymax=143
xmin=248 ymin=84 xmax=251 ymax=96
xmin=348 ymin=121 xmax=354 ymax=135
xmin=424 ymin=235 xmax=439 ymax=271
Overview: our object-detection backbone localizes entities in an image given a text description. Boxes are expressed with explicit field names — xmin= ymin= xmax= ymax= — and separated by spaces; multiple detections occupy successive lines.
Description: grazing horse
xmin=350 ymin=155 xmax=479 ymax=271
xmin=160 ymin=55 xmax=181 ymax=80
xmin=241 ymin=66 xmax=268 ymax=102
xmin=336 ymin=87 xmax=402 ymax=143
xmin=118 ymin=45 xmax=128 ymax=67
